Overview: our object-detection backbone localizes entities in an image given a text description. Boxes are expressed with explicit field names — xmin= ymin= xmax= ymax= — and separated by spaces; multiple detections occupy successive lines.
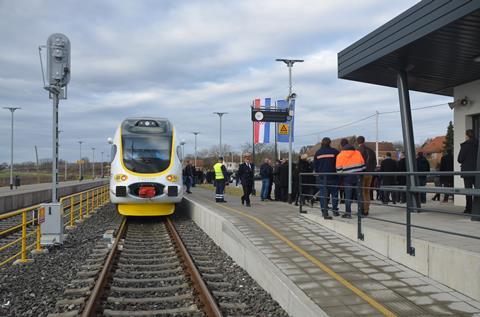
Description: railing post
xmin=20 ymin=210 xmax=27 ymax=262
xmin=92 ymin=190 xmax=95 ymax=211
xmin=357 ymin=175 xmax=364 ymax=241
xmin=36 ymin=215 xmax=42 ymax=252
xmin=70 ymin=196 xmax=74 ymax=227
xmin=79 ymin=192 xmax=83 ymax=221
xmin=405 ymin=172 xmax=415 ymax=256
xmin=299 ymin=173 xmax=305 ymax=214
xmin=86 ymin=190 xmax=90 ymax=216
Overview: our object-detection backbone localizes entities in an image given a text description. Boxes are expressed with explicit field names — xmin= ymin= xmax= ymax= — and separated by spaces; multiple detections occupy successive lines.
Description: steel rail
xmin=81 ymin=216 xmax=127 ymax=317
xmin=165 ymin=217 xmax=223 ymax=317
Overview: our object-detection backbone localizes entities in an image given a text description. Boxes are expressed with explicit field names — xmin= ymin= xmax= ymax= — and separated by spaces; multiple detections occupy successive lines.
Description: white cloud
xmin=0 ymin=0 xmax=454 ymax=163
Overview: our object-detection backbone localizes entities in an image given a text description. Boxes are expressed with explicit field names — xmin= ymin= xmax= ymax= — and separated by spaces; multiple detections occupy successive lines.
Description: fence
xmin=0 ymin=184 xmax=110 ymax=267
xmin=299 ymin=171 xmax=480 ymax=256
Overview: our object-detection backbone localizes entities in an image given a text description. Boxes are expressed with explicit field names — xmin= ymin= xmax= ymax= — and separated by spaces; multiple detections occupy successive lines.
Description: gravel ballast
xmin=174 ymin=216 xmax=289 ymax=317
xmin=0 ymin=204 xmax=122 ymax=317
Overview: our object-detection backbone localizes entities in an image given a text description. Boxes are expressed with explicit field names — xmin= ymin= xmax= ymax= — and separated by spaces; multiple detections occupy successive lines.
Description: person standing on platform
xmin=357 ymin=136 xmax=376 ymax=215
xmin=238 ymin=153 xmax=255 ymax=207
xmin=260 ymin=158 xmax=273 ymax=201
xmin=267 ymin=159 xmax=274 ymax=200
xmin=273 ymin=159 xmax=282 ymax=201
xmin=458 ymin=129 xmax=479 ymax=214
xmin=183 ymin=160 xmax=194 ymax=194
xmin=279 ymin=158 xmax=289 ymax=202
xmin=213 ymin=157 xmax=228 ymax=203
xmin=336 ymin=139 xmax=365 ymax=218
xmin=416 ymin=152 xmax=430 ymax=204
xmin=380 ymin=152 xmax=397 ymax=204
xmin=296 ymin=154 xmax=312 ymax=206
xmin=397 ymin=152 xmax=406 ymax=203
xmin=314 ymin=137 xmax=339 ymax=219
xmin=440 ymin=149 xmax=454 ymax=202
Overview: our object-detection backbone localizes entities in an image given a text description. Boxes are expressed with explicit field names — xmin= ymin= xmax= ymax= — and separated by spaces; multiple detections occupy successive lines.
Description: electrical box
xmin=40 ymin=203 xmax=64 ymax=245
xmin=46 ymin=33 xmax=70 ymax=87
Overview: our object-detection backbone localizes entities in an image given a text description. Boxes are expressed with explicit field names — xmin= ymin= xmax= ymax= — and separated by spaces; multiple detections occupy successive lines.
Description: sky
xmin=0 ymin=0 xmax=453 ymax=163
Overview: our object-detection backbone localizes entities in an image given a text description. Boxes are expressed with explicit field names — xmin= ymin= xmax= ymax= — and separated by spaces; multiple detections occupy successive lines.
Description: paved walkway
xmin=189 ymin=187 xmax=480 ymax=317
xmin=0 ymin=179 xmax=106 ymax=198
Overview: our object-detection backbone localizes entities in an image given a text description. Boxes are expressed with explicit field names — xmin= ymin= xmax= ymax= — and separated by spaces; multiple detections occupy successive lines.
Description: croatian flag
xmin=254 ymin=98 xmax=271 ymax=144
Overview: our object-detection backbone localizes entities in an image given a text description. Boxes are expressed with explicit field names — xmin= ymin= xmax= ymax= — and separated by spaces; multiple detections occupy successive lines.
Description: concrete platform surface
xmin=0 ymin=179 xmax=108 ymax=214
xmin=186 ymin=187 xmax=480 ymax=317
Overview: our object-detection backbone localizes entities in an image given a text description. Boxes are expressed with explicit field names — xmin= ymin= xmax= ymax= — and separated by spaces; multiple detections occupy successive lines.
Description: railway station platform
xmin=181 ymin=187 xmax=480 ymax=317
xmin=0 ymin=179 xmax=109 ymax=214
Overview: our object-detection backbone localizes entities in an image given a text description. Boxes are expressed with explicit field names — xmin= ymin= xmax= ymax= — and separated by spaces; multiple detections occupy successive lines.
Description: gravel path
xmin=0 ymin=204 xmax=121 ymax=317
xmin=173 ymin=216 xmax=289 ymax=317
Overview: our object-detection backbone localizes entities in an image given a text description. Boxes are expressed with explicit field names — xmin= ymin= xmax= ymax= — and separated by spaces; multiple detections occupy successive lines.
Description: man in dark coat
xmin=259 ymin=158 xmax=273 ymax=201
xmin=273 ymin=160 xmax=282 ymax=201
xmin=279 ymin=159 xmax=289 ymax=202
xmin=357 ymin=136 xmax=376 ymax=215
xmin=396 ymin=152 xmax=406 ymax=203
xmin=380 ymin=152 xmax=397 ymax=204
xmin=439 ymin=149 xmax=454 ymax=202
xmin=314 ymin=137 xmax=339 ymax=218
xmin=238 ymin=153 xmax=255 ymax=207
xmin=295 ymin=154 xmax=313 ymax=206
xmin=458 ymin=129 xmax=479 ymax=214
xmin=416 ymin=152 xmax=430 ymax=204
xmin=183 ymin=160 xmax=194 ymax=194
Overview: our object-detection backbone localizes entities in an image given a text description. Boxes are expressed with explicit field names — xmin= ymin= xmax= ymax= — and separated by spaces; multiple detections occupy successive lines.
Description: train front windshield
xmin=122 ymin=135 xmax=172 ymax=173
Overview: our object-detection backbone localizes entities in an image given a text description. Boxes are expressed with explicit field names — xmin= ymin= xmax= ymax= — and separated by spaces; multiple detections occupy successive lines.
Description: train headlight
xmin=114 ymin=174 xmax=128 ymax=182
xmin=166 ymin=174 xmax=178 ymax=182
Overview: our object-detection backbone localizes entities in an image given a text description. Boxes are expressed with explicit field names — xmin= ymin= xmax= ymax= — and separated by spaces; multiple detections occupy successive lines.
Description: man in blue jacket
xmin=314 ymin=137 xmax=339 ymax=219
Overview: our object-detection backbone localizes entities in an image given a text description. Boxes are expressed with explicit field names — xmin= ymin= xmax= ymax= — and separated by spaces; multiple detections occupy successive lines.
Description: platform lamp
xmin=3 ymin=107 xmax=21 ymax=190
xmin=276 ymin=58 xmax=303 ymax=204
xmin=192 ymin=132 xmax=200 ymax=169
xmin=213 ymin=112 xmax=228 ymax=157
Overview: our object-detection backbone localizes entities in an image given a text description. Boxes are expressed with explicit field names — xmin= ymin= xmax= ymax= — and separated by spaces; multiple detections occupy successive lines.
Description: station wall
xmin=453 ymin=79 xmax=480 ymax=207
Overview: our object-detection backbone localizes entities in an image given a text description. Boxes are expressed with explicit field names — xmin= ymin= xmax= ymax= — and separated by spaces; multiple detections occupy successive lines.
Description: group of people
xmin=208 ymin=129 xmax=478 ymax=217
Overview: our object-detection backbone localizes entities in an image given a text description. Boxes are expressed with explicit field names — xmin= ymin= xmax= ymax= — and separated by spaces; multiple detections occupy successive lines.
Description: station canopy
xmin=338 ymin=0 xmax=480 ymax=97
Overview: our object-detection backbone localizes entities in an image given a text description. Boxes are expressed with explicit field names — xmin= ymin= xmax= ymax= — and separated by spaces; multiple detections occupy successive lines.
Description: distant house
xmin=306 ymin=137 xmax=396 ymax=163
xmin=419 ymin=136 xmax=445 ymax=167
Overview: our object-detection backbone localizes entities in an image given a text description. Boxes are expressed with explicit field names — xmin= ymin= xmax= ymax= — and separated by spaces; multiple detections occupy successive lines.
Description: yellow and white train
xmin=109 ymin=117 xmax=183 ymax=216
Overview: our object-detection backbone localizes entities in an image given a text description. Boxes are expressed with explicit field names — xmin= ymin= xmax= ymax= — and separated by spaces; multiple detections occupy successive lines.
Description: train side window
xmin=177 ymin=145 xmax=182 ymax=160
xmin=111 ymin=145 xmax=117 ymax=162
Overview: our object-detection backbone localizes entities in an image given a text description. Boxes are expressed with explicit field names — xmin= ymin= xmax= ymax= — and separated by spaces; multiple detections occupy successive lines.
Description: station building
xmin=338 ymin=0 xmax=480 ymax=208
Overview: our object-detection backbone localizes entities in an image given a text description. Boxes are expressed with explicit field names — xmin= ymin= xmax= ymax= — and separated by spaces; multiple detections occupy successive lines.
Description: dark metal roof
xmin=338 ymin=0 xmax=480 ymax=96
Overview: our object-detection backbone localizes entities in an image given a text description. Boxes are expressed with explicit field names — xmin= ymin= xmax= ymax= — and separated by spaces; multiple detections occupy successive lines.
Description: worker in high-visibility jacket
xmin=335 ymin=139 xmax=365 ymax=218
xmin=213 ymin=157 xmax=228 ymax=202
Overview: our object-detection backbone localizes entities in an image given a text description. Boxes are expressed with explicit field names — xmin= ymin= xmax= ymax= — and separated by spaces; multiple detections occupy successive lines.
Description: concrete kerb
xmin=301 ymin=213 xmax=480 ymax=302
xmin=180 ymin=197 xmax=328 ymax=317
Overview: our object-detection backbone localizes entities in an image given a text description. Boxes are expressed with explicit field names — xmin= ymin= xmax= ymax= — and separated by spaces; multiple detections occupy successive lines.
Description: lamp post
xmin=78 ymin=141 xmax=83 ymax=180
xmin=101 ymin=151 xmax=104 ymax=178
xmin=3 ymin=107 xmax=21 ymax=190
xmin=192 ymin=132 xmax=200 ymax=168
xmin=276 ymin=58 xmax=303 ymax=203
xmin=91 ymin=147 xmax=95 ymax=179
xmin=213 ymin=112 xmax=228 ymax=157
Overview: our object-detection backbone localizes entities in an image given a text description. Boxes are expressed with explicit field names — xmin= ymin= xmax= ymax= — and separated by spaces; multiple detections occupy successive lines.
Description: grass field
xmin=197 ymin=183 xmax=243 ymax=197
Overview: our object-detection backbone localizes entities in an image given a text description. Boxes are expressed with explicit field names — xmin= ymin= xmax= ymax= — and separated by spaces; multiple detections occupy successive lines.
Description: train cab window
xmin=122 ymin=135 xmax=172 ymax=173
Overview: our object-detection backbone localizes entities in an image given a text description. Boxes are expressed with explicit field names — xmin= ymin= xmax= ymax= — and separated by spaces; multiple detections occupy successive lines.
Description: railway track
xmin=50 ymin=217 xmax=224 ymax=316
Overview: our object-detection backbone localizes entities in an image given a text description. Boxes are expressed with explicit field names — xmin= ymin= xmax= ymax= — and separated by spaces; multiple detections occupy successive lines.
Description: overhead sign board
xmin=251 ymin=107 xmax=289 ymax=122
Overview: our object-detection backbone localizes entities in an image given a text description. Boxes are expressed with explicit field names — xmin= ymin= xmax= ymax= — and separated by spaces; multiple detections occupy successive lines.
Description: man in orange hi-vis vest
xmin=336 ymin=139 xmax=366 ymax=218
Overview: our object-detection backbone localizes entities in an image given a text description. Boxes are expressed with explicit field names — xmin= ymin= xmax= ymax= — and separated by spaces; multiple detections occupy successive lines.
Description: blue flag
xmin=276 ymin=99 xmax=294 ymax=143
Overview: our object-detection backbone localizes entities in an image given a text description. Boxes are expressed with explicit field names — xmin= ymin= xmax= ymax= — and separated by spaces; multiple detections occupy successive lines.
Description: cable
xmin=296 ymin=113 xmax=376 ymax=138
xmin=295 ymin=102 xmax=449 ymax=138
